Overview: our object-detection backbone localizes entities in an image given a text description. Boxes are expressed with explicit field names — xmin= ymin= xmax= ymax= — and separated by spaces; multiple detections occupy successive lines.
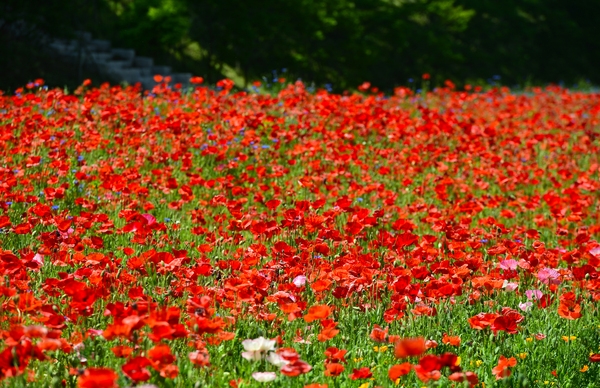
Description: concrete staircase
xmin=49 ymin=31 xmax=192 ymax=90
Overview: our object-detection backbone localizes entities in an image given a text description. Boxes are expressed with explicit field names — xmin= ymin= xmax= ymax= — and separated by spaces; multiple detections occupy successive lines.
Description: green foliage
xmin=454 ymin=0 xmax=600 ymax=86
xmin=108 ymin=0 xmax=191 ymax=53
xmin=1 ymin=0 xmax=599 ymax=90
xmin=183 ymin=0 xmax=476 ymax=88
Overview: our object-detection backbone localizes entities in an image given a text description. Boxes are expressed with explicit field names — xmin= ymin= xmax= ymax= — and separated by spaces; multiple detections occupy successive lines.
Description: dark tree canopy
xmin=2 ymin=0 xmax=599 ymax=90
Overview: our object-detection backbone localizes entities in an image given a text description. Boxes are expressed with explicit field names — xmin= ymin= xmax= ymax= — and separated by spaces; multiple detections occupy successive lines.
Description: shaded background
xmin=1 ymin=0 xmax=599 ymax=92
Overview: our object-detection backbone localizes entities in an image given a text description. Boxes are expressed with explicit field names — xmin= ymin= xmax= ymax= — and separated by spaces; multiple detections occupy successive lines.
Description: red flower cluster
xmin=368 ymin=331 xmax=477 ymax=386
xmin=0 ymin=79 xmax=599 ymax=384
xmin=468 ymin=308 xmax=524 ymax=334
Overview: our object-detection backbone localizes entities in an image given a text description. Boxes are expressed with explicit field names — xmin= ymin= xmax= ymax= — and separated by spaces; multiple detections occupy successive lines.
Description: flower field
xmin=0 ymin=79 xmax=599 ymax=387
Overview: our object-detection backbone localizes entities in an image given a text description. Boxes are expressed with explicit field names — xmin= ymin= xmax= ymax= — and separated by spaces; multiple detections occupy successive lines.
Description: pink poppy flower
xmin=537 ymin=268 xmax=560 ymax=285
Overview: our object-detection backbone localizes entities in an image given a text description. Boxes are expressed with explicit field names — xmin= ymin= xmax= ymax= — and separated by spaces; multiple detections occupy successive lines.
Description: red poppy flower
xmin=358 ymin=82 xmax=371 ymax=92
xmin=148 ymin=344 xmax=176 ymax=369
xmin=324 ymin=347 xmax=347 ymax=363
xmin=388 ymin=363 xmax=412 ymax=380
xmin=491 ymin=315 xmax=519 ymax=334
xmin=439 ymin=352 xmax=460 ymax=370
xmin=281 ymin=359 xmax=312 ymax=377
xmin=394 ymin=337 xmax=426 ymax=358
xmin=111 ymin=345 xmax=133 ymax=358
xmin=557 ymin=295 xmax=582 ymax=320
xmin=492 ymin=356 xmax=517 ymax=380
xmin=122 ymin=356 xmax=152 ymax=382
xmin=442 ymin=333 xmax=461 ymax=346
xmin=318 ymin=319 xmax=339 ymax=341
xmin=350 ymin=367 xmax=373 ymax=380
xmin=324 ymin=362 xmax=345 ymax=377
xmin=414 ymin=355 xmax=442 ymax=383
xmin=159 ymin=364 xmax=179 ymax=379
xmin=448 ymin=371 xmax=479 ymax=387
xmin=304 ymin=305 xmax=332 ymax=322
xmin=229 ymin=379 xmax=243 ymax=388
xmin=418 ymin=354 xmax=442 ymax=372
xmin=77 ymin=368 xmax=118 ymax=388
xmin=468 ymin=313 xmax=498 ymax=330
xmin=189 ymin=349 xmax=210 ymax=367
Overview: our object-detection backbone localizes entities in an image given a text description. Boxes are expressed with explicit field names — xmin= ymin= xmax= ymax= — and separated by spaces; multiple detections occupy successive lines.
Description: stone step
xmin=67 ymin=39 xmax=85 ymax=48
xmin=90 ymin=52 xmax=112 ymax=64
xmin=111 ymin=48 xmax=135 ymax=61
xmin=133 ymin=56 xmax=154 ymax=68
xmin=74 ymin=31 xmax=92 ymax=42
xmin=47 ymin=30 xmax=199 ymax=90
xmin=152 ymin=65 xmax=172 ymax=75
xmin=90 ymin=39 xmax=111 ymax=52
xmin=115 ymin=68 xmax=143 ymax=84
xmin=104 ymin=59 xmax=134 ymax=70
xmin=138 ymin=68 xmax=153 ymax=76
xmin=50 ymin=40 xmax=77 ymax=53
xmin=49 ymin=42 xmax=68 ymax=53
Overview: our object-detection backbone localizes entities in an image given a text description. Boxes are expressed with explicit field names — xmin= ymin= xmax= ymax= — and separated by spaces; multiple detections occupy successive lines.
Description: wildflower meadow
xmin=0 ymin=78 xmax=599 ymax=388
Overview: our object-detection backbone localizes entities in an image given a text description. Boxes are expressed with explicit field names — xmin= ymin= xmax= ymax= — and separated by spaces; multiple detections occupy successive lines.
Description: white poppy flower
xmin=252 ymin=372 xmax=277 ymax=382
xmin=242 ymin=351 xmax=263 ymax=361
xmin=266 ymin=352 xmax=290 ymax=367
xmin=242 ymin=337 xmax=276 ymax=352
xmin=241 ymin=337 xmax=276 ymax=361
